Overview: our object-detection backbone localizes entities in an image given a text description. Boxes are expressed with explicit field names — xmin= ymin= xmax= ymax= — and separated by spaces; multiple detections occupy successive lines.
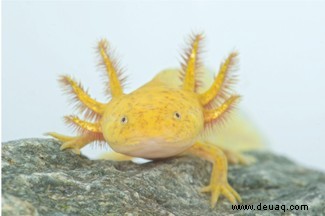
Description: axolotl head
xmin=100 ymin=83 xmax=204 ymax=159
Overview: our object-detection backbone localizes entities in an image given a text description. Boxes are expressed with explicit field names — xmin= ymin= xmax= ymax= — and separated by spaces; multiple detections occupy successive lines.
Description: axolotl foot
xmin=184 ymin=142 xmax=242 ymax=208
xmin=200 ymin=180 xmax=241 ymax=208
xmin=222 ymin=148 xmax=256 ymax=165
xmin=45 ymin=132 xmax=94 ymax=155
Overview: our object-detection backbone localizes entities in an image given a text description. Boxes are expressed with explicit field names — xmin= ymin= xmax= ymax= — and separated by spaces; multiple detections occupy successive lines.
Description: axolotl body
xmin=48 ymin=34 xmax=249 ymax=207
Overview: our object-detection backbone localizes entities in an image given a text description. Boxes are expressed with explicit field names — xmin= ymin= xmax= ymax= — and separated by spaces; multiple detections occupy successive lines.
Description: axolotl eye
xmin=120 ymin=116 xmax=128 ymax=124
xmin=173 ymin=112 xmax=181 ymax=120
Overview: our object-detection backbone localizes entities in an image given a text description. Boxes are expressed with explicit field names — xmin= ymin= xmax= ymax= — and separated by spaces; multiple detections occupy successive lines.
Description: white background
xmin=3 ymin=1 xmax=325 ymax=171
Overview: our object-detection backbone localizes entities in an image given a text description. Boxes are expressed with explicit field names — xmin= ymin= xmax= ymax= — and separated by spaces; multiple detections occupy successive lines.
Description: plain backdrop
xmin=2 ymin=1 xmax=325 ymax=171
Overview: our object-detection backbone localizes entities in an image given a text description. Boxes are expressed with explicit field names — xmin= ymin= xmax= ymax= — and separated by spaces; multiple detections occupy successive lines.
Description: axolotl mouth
xmin=110 ymin=137 xmax=196 ymax=159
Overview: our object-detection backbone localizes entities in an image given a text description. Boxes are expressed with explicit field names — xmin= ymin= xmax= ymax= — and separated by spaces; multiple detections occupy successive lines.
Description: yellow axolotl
xmin=47 ymin=34 xmax=256 ymax=208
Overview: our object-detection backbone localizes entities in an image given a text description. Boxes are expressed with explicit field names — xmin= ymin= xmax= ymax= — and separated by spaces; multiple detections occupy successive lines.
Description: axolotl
xmin=47 ymin=34 xmax=249 ymax=208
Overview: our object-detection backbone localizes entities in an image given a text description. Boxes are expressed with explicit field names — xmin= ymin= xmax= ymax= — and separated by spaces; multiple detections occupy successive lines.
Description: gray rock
xmin=2 ymin=138 xmax=325 ymax=216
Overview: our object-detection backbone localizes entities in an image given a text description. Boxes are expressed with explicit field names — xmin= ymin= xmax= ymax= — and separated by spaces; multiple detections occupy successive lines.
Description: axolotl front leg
xmin=183 ymin=142 xmax=242 ymax=208
xmin=46 ymin=132 xmax=101 ymax=155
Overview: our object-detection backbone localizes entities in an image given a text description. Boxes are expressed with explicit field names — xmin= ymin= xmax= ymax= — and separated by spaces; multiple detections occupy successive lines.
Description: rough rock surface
xmin=2 ymin=138 xmax=325 ymax=216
